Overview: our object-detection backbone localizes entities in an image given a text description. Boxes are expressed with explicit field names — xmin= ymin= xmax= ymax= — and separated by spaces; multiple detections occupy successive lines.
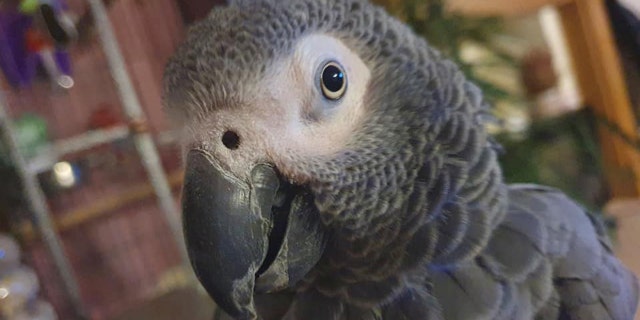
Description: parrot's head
xmin=164 ymin=0 xmax=504 ymax=318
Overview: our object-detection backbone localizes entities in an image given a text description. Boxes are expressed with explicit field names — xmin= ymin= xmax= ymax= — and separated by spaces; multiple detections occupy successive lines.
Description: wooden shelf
xmin=27 ymin=125 xmax=130 ymax=174
xmin=377 ymin=0 xmax=573 ymax=17
xmin=18 ymin=169 xmax=185 ymax=242
xmin=447 ymin=0 xmax=573 ymax=17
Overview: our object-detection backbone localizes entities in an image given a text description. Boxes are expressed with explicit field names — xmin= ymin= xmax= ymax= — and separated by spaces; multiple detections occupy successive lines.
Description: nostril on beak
xmin=222 ymin=130 xmax=241 ymax=150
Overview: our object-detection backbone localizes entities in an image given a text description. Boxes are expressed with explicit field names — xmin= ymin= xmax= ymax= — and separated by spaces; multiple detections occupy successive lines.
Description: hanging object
xmin=0 ymin=7 xmax=33 ymax=87
xmin=0 ymin=233 xmax=58 ymax=319
xmin=13 ymin=113 xmax=49 ymax=159
xmin=0 ymin=266 xmax=40 ymax=318
xmin=36 ymin=160 xmax=84 ymax=196
xmin=12 ymin=300 xmax=58 ymax=320
xmin=0 ymin=112 xmax=50 ymax=165
xmin=20 ymin=0 xmax=78 ymax=49
xmin=11 ymin=299 xmax=58 ymax=320
xmin=520 ymin=48 xmax=577 ymax=119
xmin=87 ymin=104 xmax=123 ymax=130
xmin=0 ymin=234 xmax=21 ymax=276
xmin=0 ymin=0 xmax=76 ymax=89
xmin=85 ymin=104 xmax=129 ymax=168
xmin=50 ymin=160 xmax=82 ymax=189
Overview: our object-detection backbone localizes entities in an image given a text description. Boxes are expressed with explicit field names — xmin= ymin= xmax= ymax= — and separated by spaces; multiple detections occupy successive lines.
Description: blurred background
xmin=0 ymin=0 xmax=638 ymax=319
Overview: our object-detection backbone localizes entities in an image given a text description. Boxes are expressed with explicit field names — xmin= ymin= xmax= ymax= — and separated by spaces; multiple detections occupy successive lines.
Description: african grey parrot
xmin=162 ymin=0 xmax=640 ymax=319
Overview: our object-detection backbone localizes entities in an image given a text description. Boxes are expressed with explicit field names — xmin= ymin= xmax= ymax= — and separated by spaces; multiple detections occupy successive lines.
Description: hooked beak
xmin=182 ymin=150 xmax=325 ymax=320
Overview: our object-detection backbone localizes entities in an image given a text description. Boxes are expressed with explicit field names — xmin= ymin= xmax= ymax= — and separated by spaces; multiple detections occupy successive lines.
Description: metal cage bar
xmin=86 ymin=0 xmax=191 ymax=272
xmin=0 ymin=92 xmax=87 ymax=319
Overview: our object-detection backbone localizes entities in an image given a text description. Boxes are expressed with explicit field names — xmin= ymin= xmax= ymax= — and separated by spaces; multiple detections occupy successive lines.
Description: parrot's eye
xmin=320 ymin=62 xmax=347 ymax=100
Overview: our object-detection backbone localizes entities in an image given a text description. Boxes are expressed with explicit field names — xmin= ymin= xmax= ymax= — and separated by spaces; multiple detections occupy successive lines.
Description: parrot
xmin=162 ymin=0 xmax=640 ymax=319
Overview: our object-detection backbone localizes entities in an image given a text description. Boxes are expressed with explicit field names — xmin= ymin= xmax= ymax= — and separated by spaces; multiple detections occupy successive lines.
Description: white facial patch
xmin=184 ymin=34 xmax=371 ymax=182
xmin=262 ymin=34 xmax=371 ymax=159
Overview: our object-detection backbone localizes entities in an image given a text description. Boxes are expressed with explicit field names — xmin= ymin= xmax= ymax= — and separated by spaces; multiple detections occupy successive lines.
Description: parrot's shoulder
xmin=426 ymin=183 xmax=639 ymax=320
xmin=437 ymin=183 xmax=601 ymax=318
xmin=477 ymin=184 xmax=575 ymax=280
xmin=499 ymin=184 xmax=640 ymax=319
xmin=503 ymin=183 xmax=603 ymax=260
xmin=431 ymin=184 xmax=565 ymax=319
xmin=498 ymin=184 xmax=615 ymax=278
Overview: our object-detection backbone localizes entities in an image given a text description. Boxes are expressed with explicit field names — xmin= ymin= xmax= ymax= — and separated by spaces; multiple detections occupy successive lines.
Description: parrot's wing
xmin=430 ymin=182 xmax=556 ymax=320
xmin=502 ymin=185 xmax=639 ymax=319
xmin=430 ymin=184 xmax=639 ymax=320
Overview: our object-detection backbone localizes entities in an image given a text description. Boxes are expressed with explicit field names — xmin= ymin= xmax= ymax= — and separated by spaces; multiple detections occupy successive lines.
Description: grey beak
xmin=182 ymin=150 xmax=278 ymax=320
xmin=182 ymin=150 xmax=327 ymax=320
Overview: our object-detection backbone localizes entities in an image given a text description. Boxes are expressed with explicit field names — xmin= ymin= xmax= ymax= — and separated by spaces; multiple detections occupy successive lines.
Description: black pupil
xmin=222 ymin=130 xmax=240 ymax=150
xmin=322 ymin=65 xmax=344 ymax=93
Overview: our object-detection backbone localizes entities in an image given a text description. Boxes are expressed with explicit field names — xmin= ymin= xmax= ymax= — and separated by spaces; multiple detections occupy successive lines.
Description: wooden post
xmin=558 ymin=0 xmax=640 ymax=197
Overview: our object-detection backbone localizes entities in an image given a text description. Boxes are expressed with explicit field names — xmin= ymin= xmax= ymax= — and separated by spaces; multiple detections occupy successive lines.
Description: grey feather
xmin=283 ymin=290 xmax=344 ymax=320
xmin=166 ymin=0 xmax=639 ymax=319
xmin=506 ymin=185 xmax=639 ymax=320
xmin=381 ymin=288 xmax=443 ymax=319
xmin=431 ymin=261 xmax=503 ymax=320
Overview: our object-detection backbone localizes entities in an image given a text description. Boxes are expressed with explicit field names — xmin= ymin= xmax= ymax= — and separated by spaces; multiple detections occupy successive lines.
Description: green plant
xmin=378 ymin=0 xmax=521 ymax=105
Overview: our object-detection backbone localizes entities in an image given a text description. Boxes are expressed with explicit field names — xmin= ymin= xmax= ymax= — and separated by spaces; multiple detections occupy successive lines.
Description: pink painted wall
xmin=1 ymin=0 xmax=190 ymax=318
xmin=2 ymin=0 xmax=185 ymax=138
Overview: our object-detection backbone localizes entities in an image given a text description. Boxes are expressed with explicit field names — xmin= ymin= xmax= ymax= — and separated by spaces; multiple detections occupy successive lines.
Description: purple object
xmin=0 ymin=1 xmax=72 ymax=88
xmin=0 ymin=8 xmax=32 ymax=87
